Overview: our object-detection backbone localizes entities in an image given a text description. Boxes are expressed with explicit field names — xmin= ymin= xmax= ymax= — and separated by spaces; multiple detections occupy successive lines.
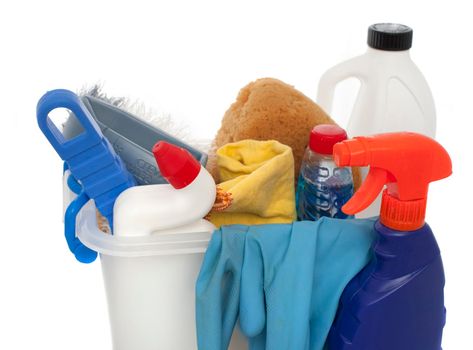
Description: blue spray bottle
xmin=328 ymin=132 xmax=452 ymax=350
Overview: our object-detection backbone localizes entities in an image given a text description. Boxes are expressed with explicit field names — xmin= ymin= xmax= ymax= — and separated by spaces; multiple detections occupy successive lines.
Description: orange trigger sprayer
xmin=333 ymin=132 xmax=452 ymax=230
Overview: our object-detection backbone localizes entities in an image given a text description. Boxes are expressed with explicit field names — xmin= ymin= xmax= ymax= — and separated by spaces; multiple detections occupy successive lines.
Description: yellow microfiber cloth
xmin=207 ymin=139 xmax=297 ymax=227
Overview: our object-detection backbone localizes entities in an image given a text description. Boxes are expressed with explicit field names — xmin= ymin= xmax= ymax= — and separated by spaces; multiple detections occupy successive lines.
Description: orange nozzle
xmin=333 ymin=132 xmax=452 ymax=231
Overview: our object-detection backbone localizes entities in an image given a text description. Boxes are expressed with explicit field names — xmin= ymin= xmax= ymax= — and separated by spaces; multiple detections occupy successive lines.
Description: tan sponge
xmin=208 ymin=78 xmax=336 ymax=181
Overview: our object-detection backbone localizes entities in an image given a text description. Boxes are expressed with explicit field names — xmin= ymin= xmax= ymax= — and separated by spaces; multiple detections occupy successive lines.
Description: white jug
xmin=317 ymin=23 xmax=436 ymax=217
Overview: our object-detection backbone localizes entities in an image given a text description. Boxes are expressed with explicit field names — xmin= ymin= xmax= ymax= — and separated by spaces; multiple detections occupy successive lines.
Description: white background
xmin=1 ymin=1 xmax=472 ymax=349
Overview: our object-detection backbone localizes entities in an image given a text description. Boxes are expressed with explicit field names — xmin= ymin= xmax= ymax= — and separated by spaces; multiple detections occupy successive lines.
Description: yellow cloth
xmin=208 ymin=140 xmax=297 ymax=227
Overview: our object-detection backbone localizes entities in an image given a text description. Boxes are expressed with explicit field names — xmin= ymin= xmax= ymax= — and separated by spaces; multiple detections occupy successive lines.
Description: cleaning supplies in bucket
xmin=317 ymin=23 xmax=436 ymax=217
xmin=328 ymin=132 xmax=451 ymax=349
xmin=296 ymin=124 xmax=354 ymax=221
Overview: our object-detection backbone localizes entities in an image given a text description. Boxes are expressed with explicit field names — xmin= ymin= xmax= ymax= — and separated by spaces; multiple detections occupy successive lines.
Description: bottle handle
xmin=317 ymin=60 xmax=365 ymax=123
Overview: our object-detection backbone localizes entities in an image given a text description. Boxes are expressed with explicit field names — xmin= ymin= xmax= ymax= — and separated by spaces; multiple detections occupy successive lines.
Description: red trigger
xmin=342 ymin=168 xmax=388 ymax=215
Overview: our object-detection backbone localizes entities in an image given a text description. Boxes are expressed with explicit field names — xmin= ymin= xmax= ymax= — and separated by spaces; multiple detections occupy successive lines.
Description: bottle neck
xmin=365 ymin=47 xmax=411 ymax=60
xmin=380 ymin=189 xmax=427 ymax=231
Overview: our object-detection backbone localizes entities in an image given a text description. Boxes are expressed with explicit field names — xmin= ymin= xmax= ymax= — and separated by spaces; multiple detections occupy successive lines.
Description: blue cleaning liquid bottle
xmin=296 ymin=124 xmax=354 ymax=221
xmin=327 ymin=132 xmax=452 ymax=350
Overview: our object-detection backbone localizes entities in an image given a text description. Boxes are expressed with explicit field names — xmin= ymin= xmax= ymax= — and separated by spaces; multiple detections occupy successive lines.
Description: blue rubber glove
xmin=196 ymin=218 xmax=376 ymax=350
xmin=240 ymin=218 xmax=375 ymax=350
xmin=196 ymin=225 xmax=248 ymax=350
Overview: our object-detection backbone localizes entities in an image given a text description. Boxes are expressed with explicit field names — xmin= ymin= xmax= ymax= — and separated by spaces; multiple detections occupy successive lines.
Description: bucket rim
xmin=76 ymin=201 xmax=213 ymax=257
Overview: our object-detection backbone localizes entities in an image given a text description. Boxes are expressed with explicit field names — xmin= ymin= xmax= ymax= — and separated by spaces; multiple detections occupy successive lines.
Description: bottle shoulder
xmin=331 ymin=50 xmax=428 ymax=79
xmin=304 ymin=149 xmax=333 ymax=162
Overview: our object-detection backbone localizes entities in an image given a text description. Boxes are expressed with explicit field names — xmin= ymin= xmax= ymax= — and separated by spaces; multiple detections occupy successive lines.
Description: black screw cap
xmin=368 ymin=23 xmax=413 ymax=51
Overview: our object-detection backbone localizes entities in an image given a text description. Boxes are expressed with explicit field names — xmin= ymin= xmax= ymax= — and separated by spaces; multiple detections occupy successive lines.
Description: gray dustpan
xmin=63 ymin=95 xmax=207 ymax=185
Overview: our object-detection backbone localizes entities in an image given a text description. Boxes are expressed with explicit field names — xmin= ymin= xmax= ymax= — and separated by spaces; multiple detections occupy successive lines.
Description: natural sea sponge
xmin=207 ymin=78 xmax=361 ymax=188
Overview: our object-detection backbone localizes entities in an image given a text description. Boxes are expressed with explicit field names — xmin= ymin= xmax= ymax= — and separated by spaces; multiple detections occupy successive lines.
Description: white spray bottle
xmin=317 ymin=23 xmax=436 ymax=217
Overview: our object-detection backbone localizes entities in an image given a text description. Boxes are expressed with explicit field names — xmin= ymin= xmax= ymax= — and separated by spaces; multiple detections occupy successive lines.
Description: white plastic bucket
xmin=76 ymin=201 xmax=246 ymax=350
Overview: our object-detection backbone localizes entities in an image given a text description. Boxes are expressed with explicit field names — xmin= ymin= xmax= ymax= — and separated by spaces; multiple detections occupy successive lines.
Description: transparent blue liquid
xmin=296 ymin=165 xmax=354 ymax=221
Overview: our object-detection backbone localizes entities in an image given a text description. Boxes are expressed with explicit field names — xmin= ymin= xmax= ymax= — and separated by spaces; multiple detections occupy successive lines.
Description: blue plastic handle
xmin=37 ymin=89 xmax=103 ymax=160
xmin=64 ymin=190 xmax=97 ymax=263
xmin=37 ymin=89 xmax=136 ymax=232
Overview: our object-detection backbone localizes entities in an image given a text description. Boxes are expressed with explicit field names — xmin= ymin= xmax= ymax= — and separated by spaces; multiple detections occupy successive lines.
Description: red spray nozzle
xmin=334 ymin=132 xmax=452 ymax=231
